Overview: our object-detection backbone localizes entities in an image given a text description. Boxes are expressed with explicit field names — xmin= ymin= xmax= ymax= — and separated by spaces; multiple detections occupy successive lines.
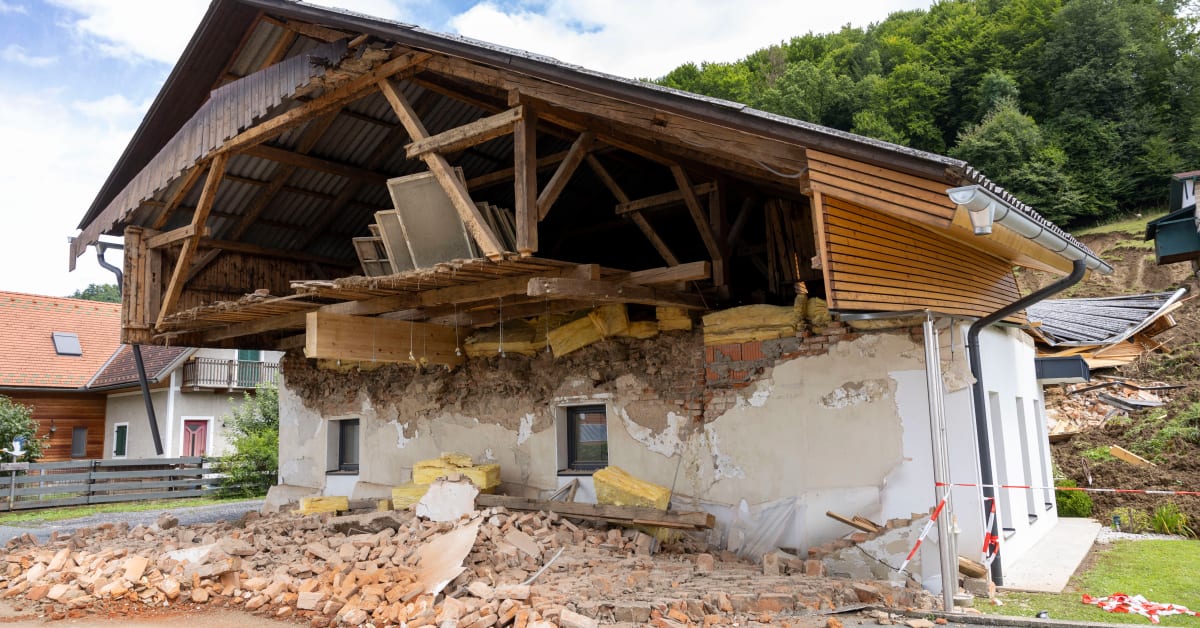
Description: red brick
xmin=705 ymin=368 xmax=720 ymax=382
xmin=714 ymin=343 xmax=741 ymax=361
xmin=754 ymin=594 xmax=795 ymax=613
xmin=740 ymin=341 xmax=764 ymax=361
xmin=704 ymin=346 xmax=716 ymax=363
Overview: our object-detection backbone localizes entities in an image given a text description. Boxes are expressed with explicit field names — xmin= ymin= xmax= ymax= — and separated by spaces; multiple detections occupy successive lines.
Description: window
xmin=565 ymin=405 xmax=608 ymax=471
xmin=71 ymin=426 xmax=88 ymax=458
xmin=51 ymin=332 xmax=82 ymax=356
xmin=112 ymin=423 xmax=128 ymax=458
xmin=338 ymin=419 xmax=360 ymax=472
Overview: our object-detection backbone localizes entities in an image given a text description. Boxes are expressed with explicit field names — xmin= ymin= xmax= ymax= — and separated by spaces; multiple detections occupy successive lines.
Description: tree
xmin=0 ymin=396 xmax=44 ymax=462
xmin=68 ymin=284 xmax=120 ymax=303
xmin=952 ymin=97 xmax=1044 ymax=178
xmin=218 ymin=384 xmax=279 ymax=496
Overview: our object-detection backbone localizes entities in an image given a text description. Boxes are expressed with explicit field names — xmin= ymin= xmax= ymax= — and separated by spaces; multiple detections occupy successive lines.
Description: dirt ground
xmin=0 ymin=598 xmax=287 ymax=626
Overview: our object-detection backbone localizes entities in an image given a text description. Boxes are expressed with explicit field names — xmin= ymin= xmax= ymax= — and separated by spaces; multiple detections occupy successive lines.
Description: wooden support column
xmin=378 ymin=78 xmax=504 ymax=259
xmin=671 ymin=165 xmax=725 ymax=286
xmin=513 ymin=94 xmax=538 ymax=255
xmin=810 ymin=190 xmax=834 ymax=305
xmin=151 ymin=165 xmax=207 ymax=230
xmin=156 ymin=152 xmax=228 ymax=330
xmin=536 ymin=131 xmax=593 ymax=220
xmin=587 ymin=155 xmax=680 ymax=267
xmin=305 ymin=311 xmax=463 ymax=367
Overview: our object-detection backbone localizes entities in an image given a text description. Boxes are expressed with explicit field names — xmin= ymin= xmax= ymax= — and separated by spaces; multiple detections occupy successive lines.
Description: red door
xmin=183 ymin=420 xmax=208 ymax=456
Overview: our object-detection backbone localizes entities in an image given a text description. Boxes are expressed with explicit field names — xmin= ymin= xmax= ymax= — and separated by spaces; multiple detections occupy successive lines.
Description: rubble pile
xmin=0 ymin=505 xmax=937 ymax=626
xmin=1044 ymin=377 xmax=1176 ymax=437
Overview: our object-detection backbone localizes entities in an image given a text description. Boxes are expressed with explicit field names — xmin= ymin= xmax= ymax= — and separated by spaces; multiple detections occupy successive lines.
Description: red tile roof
xmin=0 ymin=291 xmax=122 ymax=389
xmin=89 ymin=345 xmax=192 ymax=390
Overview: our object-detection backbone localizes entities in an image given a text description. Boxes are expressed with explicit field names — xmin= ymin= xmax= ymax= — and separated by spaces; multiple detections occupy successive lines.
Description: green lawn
xmin=0 ymin=495 xmax=258 ymax=525
xmin=1075 ymin=211 xmax=1167 ymax=237
xmin=989 ymin=540 xmax=1200 ymax=625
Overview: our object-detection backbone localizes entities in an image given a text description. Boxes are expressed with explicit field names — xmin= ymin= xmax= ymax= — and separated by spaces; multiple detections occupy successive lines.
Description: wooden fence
xmin=0 ymin=457 xmax=221 ymax=511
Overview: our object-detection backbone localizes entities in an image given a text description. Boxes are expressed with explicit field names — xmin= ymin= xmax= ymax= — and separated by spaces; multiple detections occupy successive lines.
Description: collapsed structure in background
xmin=70 ymin=0 xmax=1113 ymax=589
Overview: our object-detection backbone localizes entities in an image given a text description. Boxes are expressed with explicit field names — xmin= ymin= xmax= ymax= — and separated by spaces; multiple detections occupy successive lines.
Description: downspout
xmin=96 ymin=243 xmax=165 ymax=456
xmin=967 ymin=258 xmax=1085 ymax=585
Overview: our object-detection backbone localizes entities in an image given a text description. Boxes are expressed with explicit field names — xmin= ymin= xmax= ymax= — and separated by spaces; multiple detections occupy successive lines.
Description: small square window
xmin=52 ymin=332 xmax=82 ymax=356
xmin=338 ymin=419 xmax=360 ymax=472
xmin=566 ymin=405 xmax=608 ymax=472
xmin=71 ymin=426 xmax=88 ymax=458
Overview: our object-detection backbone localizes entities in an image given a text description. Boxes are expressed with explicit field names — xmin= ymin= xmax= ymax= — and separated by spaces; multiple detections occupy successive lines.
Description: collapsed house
xmin=1027 ymin=289 xmax=1188 ymax=369
xmin=71 ymin=0 xmax=1114 ymax=588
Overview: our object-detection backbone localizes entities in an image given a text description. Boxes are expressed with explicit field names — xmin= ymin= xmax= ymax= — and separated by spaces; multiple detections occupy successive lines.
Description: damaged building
xmin=71 ymin=0 xmax=1113 ymax=589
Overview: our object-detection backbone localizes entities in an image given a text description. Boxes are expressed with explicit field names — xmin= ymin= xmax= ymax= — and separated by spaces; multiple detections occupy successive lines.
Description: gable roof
xmin=87 ymin=345 xmax=194 ymax=391
xmin=0 ymin=291 xmax=122 ymax=390
xmin=73 ymin=0 xmax=1103 ymax=276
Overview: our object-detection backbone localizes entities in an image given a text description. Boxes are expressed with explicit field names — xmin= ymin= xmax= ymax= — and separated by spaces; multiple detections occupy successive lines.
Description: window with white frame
xmin=328 ymin=418 xmax=360 ymax=473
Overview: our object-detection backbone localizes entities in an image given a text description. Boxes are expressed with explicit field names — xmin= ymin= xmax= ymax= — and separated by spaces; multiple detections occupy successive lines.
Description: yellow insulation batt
xmin=298 ymin=496 xmax=349 ymax=515
xmin=593 ymin=466 xmax=670 ymax=510
xmin=702 ymin=303 xmax=800 ymax=345
xmin=440 ymin=452 xmax=474 ymax=467
xmin=413 ymin=458 xmax=501 ymax=490
xmin=390 ymin=483 xmax=429 ymax=509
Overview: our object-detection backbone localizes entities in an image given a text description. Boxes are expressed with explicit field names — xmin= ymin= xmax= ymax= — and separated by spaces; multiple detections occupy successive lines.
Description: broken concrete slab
xmin=415 ymin=479 xmax=480 ymax=522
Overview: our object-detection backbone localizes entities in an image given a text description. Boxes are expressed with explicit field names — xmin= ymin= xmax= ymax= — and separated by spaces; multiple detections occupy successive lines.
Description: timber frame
xmin=74 ymin=0 xmax=1104 ymax=357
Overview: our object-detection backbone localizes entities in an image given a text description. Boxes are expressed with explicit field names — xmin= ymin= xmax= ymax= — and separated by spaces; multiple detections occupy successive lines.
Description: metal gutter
xmin=966 ymin=259 xmax=1087 ymax=586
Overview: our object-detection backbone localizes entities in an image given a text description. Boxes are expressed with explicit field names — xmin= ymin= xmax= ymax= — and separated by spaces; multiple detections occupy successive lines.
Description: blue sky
xmin=0 ymin=0 xmax=931 ymax=297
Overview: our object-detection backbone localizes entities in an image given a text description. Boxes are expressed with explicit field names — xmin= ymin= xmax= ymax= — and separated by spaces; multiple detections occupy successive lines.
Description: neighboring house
xmin=1145 ymin=170 xmax=1200 ymax=265
xmin=89 ymin=346 xmax=282 ymax=459
xmin=0 ymin=291 xmax=121 ymax=461
xmin=69 ymin=0 xmax=1115 ymax=587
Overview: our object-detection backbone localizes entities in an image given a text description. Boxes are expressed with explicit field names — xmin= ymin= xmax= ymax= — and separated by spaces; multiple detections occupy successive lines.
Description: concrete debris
xmin=0 ymin=504 xmax=937 ymax=626
xmin=415 ymin=479 xmax=480 ymax=522
xmin=1044 ymin=378 xmax=1176 ymax=438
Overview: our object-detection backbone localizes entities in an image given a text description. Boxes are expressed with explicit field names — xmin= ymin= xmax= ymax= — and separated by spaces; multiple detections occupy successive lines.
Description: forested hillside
xmin=657 ymin=0 xmax=1200 ymax=227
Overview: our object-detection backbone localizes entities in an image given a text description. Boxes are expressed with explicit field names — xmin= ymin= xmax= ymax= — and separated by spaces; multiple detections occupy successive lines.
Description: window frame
xmin=112 ymin=422 xmax=129 ymax=458
xmin=70 ymin=426 xmax=88 ymax=459
xmin=564 ymin=404 xmax=608 ymax=472
xmin=51 ymin=332 xmax=82 ymax=356
xmin=337 ymin=419 xmax=360 ymax=473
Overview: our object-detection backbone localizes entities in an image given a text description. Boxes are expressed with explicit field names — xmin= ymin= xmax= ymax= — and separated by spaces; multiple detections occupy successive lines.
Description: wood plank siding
xmin=807 ymin=149 xmax=957 ymax=230
xmin=3 ymin=391 xmax=107 ymax=461
xmin=818 ymin=195 xmax=1024 ymax=320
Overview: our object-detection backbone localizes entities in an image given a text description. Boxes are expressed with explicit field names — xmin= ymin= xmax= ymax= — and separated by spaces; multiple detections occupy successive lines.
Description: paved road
xmin=0 ymin=499 xmax=263 ymax=544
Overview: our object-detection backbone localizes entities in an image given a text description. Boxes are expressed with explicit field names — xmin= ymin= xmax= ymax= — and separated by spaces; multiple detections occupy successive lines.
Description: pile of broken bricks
xmin=1 ymin=503 xmax=938 ymax=627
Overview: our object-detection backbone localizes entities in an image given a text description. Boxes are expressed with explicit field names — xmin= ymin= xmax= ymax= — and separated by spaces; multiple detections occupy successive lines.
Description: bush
xmin=1109 ymin=506 xmax=1151 ymax=533
xmin=0 ymin=396 xmax=44 ymax=462
xmin=217 ymin=384 xmax=278 ymax=496
xmin=1055 ymin=479 xmax=1093 ymax=517
xmin=1151 ymin=502 xmax=1196 ymax=538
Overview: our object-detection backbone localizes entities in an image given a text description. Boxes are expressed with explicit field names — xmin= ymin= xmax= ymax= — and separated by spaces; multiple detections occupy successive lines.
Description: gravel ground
xmin=0 ymin=499 xmax=263 ymax=544
xmin=1094 ymin=525 xmax=1186 ymax=544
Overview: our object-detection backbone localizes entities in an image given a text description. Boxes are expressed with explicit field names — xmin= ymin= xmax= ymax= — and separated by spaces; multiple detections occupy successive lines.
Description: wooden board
xmin=304 ymin=311 xmax=464 ymax=367
xmin=476 ymin=494 xmax=715 ymax=529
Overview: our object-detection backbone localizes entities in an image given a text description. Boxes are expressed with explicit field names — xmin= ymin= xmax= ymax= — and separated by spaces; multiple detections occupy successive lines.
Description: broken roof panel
xmin=1027 ymin=289 xmax=1188 ymax=347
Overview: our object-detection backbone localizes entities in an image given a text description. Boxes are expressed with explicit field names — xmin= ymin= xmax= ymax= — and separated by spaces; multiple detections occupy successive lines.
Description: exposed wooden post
xmin=512 ymin=93 xmax=538 ymax=255
xmin=151 ymin=164 xmax=207 ymax=229
xmin=536 ymin=131 xmax=593 ymax=220
xmin=379 ymin=78 xmax=504 ymax=259
xmin=156 ymin=152 xmax=228 ymax=330
xmin=671 ymin=165 xmax=724 ymax=286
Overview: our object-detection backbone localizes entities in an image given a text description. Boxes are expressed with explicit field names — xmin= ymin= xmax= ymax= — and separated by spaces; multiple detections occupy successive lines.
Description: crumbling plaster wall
xmin=277 ymin=326 xmax=953 ymax=552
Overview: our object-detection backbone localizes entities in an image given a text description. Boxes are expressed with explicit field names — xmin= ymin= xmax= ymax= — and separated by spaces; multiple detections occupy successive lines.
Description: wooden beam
xmin=202 ymin=311 xmax=308 ymax=342
xmin=195 ymin=238 xmax=352 ymax=268
xmin=615 ymin=181 xmax=719 ymax=215
xmin=513 ymin=96 xmax=538 ymax=255
xmin=467 ymin=149 xmax=569 ymax=190
xmin=585 ymin=155 xmax=629 ymax=203
xmin=146 ymin=224 xmax=207 ymax=249
xmin=378 ymin=78 xmax=504 ymax=259
xmin=283 ymin=19 xmax=352 ymax=43
xmin=156 ymin=153 xmax=228 ymax=330
xmin=587 ymin=155 xmax=681 ymax=267
xmin=220 ymin=51 xmax=430 ymax=155
xmin=305 ymin=311 xmax=463 ymax=366
xmin=404 ymin=106 xmax=523 ymax=158
xmin=626 ymin=261 xmax=710 ymax=285
xmin=242 ymin=144 xmax=387 ymax=184
xmin=527 ymin=277 xmax=703 ymax=309
xmin=475 ymin=494 xmax=715 ymax=530
xmin=671 ymin=166 xmax=724 ymax=286
xmin=151 ymin=165 xmax=207 ymax=230
xmin=536 ymin=131 xmax=593 ymax=220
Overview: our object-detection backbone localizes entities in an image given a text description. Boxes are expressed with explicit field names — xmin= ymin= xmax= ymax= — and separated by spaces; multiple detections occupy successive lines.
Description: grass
xmin=0 ymin=495 xmax=259 ymax=525
xmin=989 ymin=540 xmax=1200 ymax=624
xmin=1081 ymin=445 xmax=1117 ymax=462
xmin=1076 ymin=211 xmax=1168 ymax=237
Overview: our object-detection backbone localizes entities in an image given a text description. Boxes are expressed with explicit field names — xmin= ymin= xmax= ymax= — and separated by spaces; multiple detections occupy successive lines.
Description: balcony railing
xmin=181 ymin=358 xmax=278 ymax=390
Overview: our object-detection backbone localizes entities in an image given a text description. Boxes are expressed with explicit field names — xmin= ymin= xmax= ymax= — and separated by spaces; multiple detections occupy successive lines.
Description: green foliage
xmin=1055 ymin=478 xmax=1094 ymax=517
xmin=653 ymin=0 xmax=1200 ymax=227
xmin=1080 ymin=445 xmax=1116 ymax=462
xmin=1109 ymin=506 xmax=1151 ymax=533
xmin=1151 ymin=502 xmax=1196 ymax=537
xmin=217 ymin=384 xmax=279 ymax=496
xmin=0 ymin=396 xmax=44 ymax=462
xmin=68 ymin=283 xmax=120 ymax=303
xmin=1121 ymin=404 xmax=1200 ymax=461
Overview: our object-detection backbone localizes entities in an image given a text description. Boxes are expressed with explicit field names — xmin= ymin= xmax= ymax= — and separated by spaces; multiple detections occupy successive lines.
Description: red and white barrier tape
xmin=896 ymin=493 xmax=949 ymax=575
xmin=936 ymin=482 xmax=1200 ymax=496
xmin=981 ymin=497 xmax=999 ymax=567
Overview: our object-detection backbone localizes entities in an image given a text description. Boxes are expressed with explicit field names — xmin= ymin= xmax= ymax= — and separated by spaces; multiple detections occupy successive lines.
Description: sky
xmin=0 ymin=0 xmax=932 ymax=298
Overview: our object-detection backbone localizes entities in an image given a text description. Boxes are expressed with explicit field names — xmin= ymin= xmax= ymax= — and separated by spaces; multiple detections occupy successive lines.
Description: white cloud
xmin=1 ymin=44 xmax=57 ymax=67
xmin=450 ymin=0 xmax=931 ymax=79
xmin=0 ymin=1 xmax=27 ymax=14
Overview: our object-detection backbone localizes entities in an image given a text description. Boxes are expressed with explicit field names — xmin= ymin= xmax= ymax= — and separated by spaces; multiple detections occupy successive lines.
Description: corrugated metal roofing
xmin=1026 ymin=289 xmax=1188 ymax=346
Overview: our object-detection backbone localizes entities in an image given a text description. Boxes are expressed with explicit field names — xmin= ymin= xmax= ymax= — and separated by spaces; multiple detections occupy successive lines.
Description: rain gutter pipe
xmin=95 ymin=243 xmax=165 ymax=456
xmin=966 ymin=258 xmax=1086 ymax=585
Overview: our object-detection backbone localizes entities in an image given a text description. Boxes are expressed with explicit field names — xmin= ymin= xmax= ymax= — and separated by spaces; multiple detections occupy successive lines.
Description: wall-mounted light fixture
xmin=49 ymin=418 xmax=56 ymax=433
xmin=947 ymin=185 xmax=1114 ymax=275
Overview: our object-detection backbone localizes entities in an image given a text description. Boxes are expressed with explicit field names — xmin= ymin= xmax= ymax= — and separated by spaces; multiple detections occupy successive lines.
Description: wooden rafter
xmin=150 ymin=164 xmax=207 ymax=230
xmin=378 ymin=78 xmax=504 ymax=259
xmin=156 ymin=153 xmax=228 ymax=330
xmin=587 ymin=155 xmax=680 ymax=267
xmin=513 ymin=95 xmax=538 ymax=255
xmin=527 ymin=277 xmax=703 ymax=309
xmin=404 ymin=106 xmax=523 ymax=158
xmin=242 ymin=144 xmax=387 ymax=184
xmin=536 ymin=131 xmax=593 ymax=220
xmin=671 ymin=165 xmax=724 ymax=286
xmin=615 ymin=182 xmax=719 ymax=215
